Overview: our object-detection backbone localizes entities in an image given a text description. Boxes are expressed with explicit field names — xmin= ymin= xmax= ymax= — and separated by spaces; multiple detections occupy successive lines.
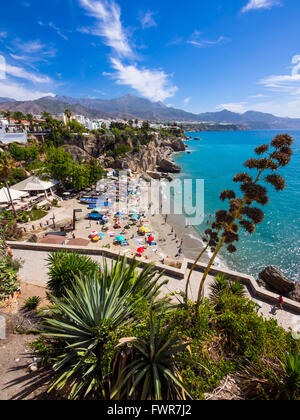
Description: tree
xmin=64 ymin=109 xmax=72 ymax=131
xmin=25 ymin=113 xmax=34 ymax=131
xmin=142 ymin=121 xmax=150 ymax=131
xmin=72 ymin=164 xmax=90 ymax=192
xmin=69 ymin=119 xmax=86 ymax=134
xmin=87 ymin=158 xmax=104 ymax=185
xmin=41 ymin=111 xmax=51 ymax=120
xmin=185 ymin=134 xmax=294 ymax=314
xmin=3 ymin=110 xmax=12 ymax=124
xmin=42 ymin=146 xmax=74 ymax=184
xmin=0 ymin=153 xmax=17 ymax=218
xmin=12 ymin=111 xmax=24 ymax=125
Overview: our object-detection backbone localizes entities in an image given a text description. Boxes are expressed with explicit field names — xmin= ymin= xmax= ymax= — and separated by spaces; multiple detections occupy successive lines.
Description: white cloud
xmin=79 ymin=0 xmax=133 ymax=57
xmin=187 ymin=31 xmax=230 ymax=48
xmin=215 ymin=56 xmax=300 ymax=118
xmin=79 ymin=0 xmax=178 ymax=102
xmin=139 ymin=11 xmax=157 ymax=29
xmin=48 ymin=22 xmax=69 ymax=41
xmin=216 ymin=102 xmax=247 ymax=113
xmin=5 ymin=64 xmax=51 ymax=84
xmin=0 ymin=32 xmax=8 ymax=38
xmin=183 ymin=97 xmax=191 ymax=105
xmin=20 ymin=40 xmax=46 ymax=54
xmin=38 ymin=21 xmax=68 ymax=41
xmin=8 ymin=39 xmax=57 ymax=64
xmin=109 ymin=58 xmax=178 ymax=102
xmin=249 ymin=93 xmax=267 ymax=98
xmin=0 ymin=80 xmax=55 ymax=101
xmin=241 ymin=0 xmax=281 ymax=13
xmin=258 ymin=55 xmax=300 ymax=92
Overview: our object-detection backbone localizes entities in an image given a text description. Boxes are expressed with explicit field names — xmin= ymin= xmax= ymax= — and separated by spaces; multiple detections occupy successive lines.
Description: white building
xmin=52 ymin=113 xmax=68 ymax=125
xmin=0 ymin=119 xmax=27 ymax=144
xmin=12 ymin=176 xmax=60 ymax=198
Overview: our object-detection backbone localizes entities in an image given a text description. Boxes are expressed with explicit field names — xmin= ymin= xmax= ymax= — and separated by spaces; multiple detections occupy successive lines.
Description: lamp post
xmin=73 ymin=209 xmax=82 ymax=231
xmin=51 ymin=213 xmax=56 ymax=229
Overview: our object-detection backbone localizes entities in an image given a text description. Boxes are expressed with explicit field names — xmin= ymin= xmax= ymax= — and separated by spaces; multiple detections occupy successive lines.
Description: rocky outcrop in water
xmin=258 ymin=266 xmax=295 ymax=295
xmin=291 ymin=282 xmax=300 ymax=303
xmin=158 ymin=158 xmax=181 ymax=173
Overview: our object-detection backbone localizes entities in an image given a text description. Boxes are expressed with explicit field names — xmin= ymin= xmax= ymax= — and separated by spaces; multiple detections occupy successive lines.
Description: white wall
xmin=0 ymin=132 xmax=27 ymax=144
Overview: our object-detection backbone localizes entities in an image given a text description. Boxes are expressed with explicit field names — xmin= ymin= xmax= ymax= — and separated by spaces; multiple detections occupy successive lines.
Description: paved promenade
xmin=11 ymin=246 xmax=300 ymax=333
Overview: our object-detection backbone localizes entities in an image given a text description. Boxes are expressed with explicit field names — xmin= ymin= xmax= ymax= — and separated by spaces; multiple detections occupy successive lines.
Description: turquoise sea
xmin=172 ymin=130 xmax=300 ymax=282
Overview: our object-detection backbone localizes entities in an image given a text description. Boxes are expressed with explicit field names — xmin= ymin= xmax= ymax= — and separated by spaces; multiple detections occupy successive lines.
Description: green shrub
xmin=46 ymin=251 xmax=99 ymax=297
xmin=17 ymin=211 xmax=29 ymax=223
xmin=0 ymin=259 xmax=19 ymax=303
xmin=22 ymin=296 xmax=42 ymax=312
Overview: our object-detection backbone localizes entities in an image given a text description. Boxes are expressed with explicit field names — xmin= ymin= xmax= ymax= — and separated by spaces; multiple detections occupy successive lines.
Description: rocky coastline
xmin=59 ymin=132 xmax=188 ymax=180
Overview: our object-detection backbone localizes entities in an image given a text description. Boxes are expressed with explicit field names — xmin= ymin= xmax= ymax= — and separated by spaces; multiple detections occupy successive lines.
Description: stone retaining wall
xmin=7 ymin=241 xmax=300 ymax=314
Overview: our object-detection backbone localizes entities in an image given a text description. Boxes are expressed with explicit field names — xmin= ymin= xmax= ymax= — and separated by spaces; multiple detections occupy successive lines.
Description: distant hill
xmin=0 ymin=97 xmax=111 ymax=119
xmin=56 ymin=94 xmax=201 ymax=122
xmin=0 ymin=97 xmax=16 ymax=103
xmin=1 ymin=94 xmax=300 ymax=129
xmin=197 ymin=110 xmax=300 ymax=130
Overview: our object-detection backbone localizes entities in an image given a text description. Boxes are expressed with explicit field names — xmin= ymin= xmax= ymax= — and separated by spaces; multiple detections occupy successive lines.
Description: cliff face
xmin=62 ymin=133 xmax=186 ymax=174
xmin=61 ymin=133 xmax=115 ymax=160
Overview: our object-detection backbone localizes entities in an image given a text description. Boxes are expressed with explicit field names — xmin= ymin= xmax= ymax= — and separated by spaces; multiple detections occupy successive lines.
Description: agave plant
xmin=42 ymin=257 xmax=169 ymax=400
xmin=111 ymin=311 xmax=192 ymax=401
xmin=101 ymin=256 xmax=168 ymax=310
xmin=209 ymin=273 xmax=245 ymax=306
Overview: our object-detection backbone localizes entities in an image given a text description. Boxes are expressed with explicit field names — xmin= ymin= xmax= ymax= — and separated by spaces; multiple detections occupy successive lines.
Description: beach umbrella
xmin=137 ymin=247 xmax=145 ymax=254
xmin=90 ymin=231 xmax=98 ymax=238
xmin=116 ymin=235 xmax=125 ymax=242
xmin=130 ymin=214 xmax=139 ymax=220
xmin=148 ymin=236 xmax=154 ymax=243
xmin=140 ymin=227 xmax=150 ymax=233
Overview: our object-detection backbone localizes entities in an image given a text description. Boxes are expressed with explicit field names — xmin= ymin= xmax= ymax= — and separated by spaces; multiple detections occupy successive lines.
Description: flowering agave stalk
xmin=185 ymin=134 xmax=293 ymax=312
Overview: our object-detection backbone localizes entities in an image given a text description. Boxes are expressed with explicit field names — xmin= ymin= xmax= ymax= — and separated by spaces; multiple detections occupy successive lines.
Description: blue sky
xmin=0 ymin=0 xmax=300 ymax=117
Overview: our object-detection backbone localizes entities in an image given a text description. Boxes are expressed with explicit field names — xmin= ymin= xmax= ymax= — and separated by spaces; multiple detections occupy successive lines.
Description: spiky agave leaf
xmin=111 ymin=311 xmax=192 ymax=401
xmin=42 ymin=257 xmax=171 ymax=399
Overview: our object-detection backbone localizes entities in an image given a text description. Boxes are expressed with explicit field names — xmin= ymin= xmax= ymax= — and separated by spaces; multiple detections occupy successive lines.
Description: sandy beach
xmin=22 ymin=174 xmax=230 ymax=271
xmin=28 ymin=176 xmax=192 ymax=266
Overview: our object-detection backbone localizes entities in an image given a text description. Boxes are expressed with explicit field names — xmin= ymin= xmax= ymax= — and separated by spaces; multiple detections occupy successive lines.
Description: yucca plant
xmin=101 ymin=256 xmax=169 ymax=310
xmin=22 ymin=296 xmax=41 ymax=312
xmin=111 ymin=311 xmax=192 ymax=401
xmin=46 ymin=251 xmax=99 ymax=297
xmin=281 ymin=352 xmax=300 ymax=400
xmin=42 ymin=258 xmax=169 ymax=400
xmin=209 ymin=273 xmax=245 ymax=306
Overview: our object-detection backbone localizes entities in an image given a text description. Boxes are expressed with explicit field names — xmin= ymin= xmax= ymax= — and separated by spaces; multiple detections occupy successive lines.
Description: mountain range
xmin=0 ymin=94 xmax=300 ymax=130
